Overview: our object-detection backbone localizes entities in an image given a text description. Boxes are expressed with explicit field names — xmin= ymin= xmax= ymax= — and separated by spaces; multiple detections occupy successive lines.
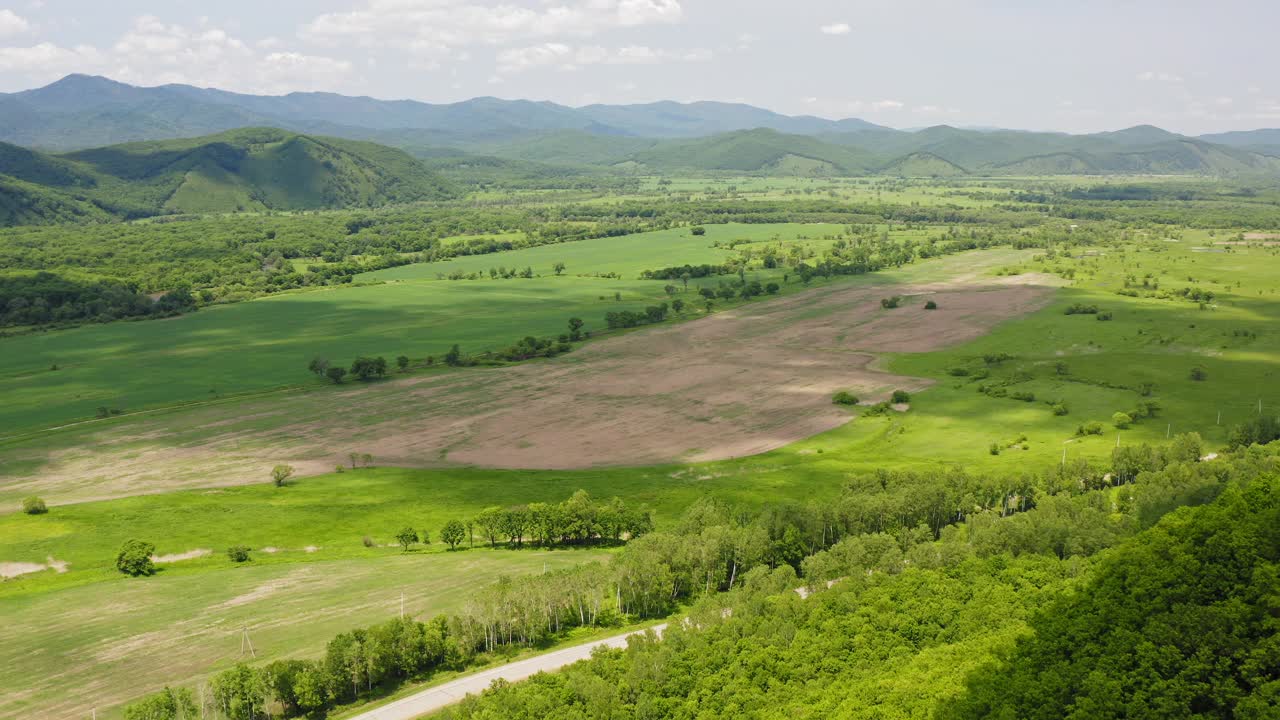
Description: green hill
xmin=626 ymin=129 xmax=878 ymax=174
xmin=0 ymin=128 xmax=454 ymax=224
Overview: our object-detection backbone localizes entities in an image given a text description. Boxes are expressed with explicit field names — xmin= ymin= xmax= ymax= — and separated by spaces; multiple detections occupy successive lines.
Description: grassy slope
xmin=0 ymin=223 xmax=838 ymax=436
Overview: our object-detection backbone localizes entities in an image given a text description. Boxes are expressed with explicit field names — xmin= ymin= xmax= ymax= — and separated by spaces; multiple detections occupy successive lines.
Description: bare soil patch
xmin=9 ymin=268 xmax=1054 ymax=503
xmin=152 ymin=549 xmax=211 ymax=564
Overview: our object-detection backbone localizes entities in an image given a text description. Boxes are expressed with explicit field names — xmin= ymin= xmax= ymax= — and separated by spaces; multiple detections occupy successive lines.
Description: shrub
xmin=1112 ymin=412 xmax=1133 ymax=429
xmin=691 ymin=225 xmax=706 ymax=236
xmin=116 ymin=539 xmax=157 ymax=577
xmin=227 ymin=545 xmax=251 ymax=563
xmin=362 ymin=535 xmax=376 ymax=548
xmin=1077 ymin=421 xmax=1104 ymax=436
xmin=891 ymin=390 xmax=911 ymax=404
xmin=982 ymin=353 xmax=1012 ymax=365
xmin=396 ymin=527 xmax=418 ymax=551
xmin=832 ymin=391 xmax=859 ymax=406
xmin=1189 ymin=366 xmax=1208 ymax=381
xmin=1096 ymin=311 xmax=1113 ymax=321
xmin=270 ymin=464 xmax=294 ymax=487
xmin=1227 ymin=415 xmax=1280 ymax=449
xmin=1011 ymin=391 xmax=1036 ymax=402
xmin=765 ymin=282 xmax=780 ymax=294
xmin=1064 ymin=303 xmax=1099 ymax=315
xmin=1054 ymin=361 xmax=1069 ymax=376
xmin=948 ymin=367 xmax=971 ymax=377
xmin=21 ymin=496 xmax=48 ymax=515
xmin=1051 ymin=402 xmax=1069 ymax=416
xmin=924 ymin=299 xmax=938 ymax=310
xmin=880 ymin=296 xmax=903 ymax=309
xmin=989 ymin=443 xmax=1001 ymax=455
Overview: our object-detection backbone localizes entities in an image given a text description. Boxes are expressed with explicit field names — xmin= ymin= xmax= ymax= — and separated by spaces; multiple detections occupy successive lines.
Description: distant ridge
xmin=1 ymin=76 xmax=1278 ymax=181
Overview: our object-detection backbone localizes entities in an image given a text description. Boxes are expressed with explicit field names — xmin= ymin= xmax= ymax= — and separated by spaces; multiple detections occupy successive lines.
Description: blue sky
xmin=0 ymin=0 xmax=1276 ymax=133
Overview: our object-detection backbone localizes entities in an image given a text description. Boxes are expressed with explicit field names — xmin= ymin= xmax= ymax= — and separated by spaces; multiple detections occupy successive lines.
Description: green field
xmin=0 ymin=223 xmax=852 ymax=437
xmin=0 ymin=546 xmax=607 ymax=720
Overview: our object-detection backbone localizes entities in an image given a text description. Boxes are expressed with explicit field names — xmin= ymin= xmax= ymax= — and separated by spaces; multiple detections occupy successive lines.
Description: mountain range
xmin=2 ymin=75 xmax=1280 ymax=225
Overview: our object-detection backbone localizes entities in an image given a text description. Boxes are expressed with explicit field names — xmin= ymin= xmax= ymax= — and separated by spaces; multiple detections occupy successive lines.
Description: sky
xmin=0 ymin=0 xmax=1276 ymax=134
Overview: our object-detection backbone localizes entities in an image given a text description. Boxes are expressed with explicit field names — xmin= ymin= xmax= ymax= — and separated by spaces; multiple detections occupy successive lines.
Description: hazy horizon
xmin=1 ymin=0 xmax=1277 ymax=135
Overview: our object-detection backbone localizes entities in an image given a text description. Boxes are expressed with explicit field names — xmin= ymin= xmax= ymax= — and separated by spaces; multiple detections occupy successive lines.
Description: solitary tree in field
xmin=308 ymin=357 xmax=330 ymax=377
xmin=680 ymin=272 xmax=692 ymax=290
xmin=116 ymin=539 xmax=156 ymax=576
xmin=349 ymin=452 xmax=359 ymax=469
xmin=396 ymin=355 xmax=410 ymax=372
xmin=270 ymin=464 xmax=294 ymax=487
xmin=441 ymin=520 xmax=466 ymax=550
xmin=22 ymin=496 xmax=47 ymax=515
xmin=396 ymin=527 xmax=418 ymax=551
xmin=325 ymin=366 xmax=347 ymax=384
xmin=361 ymin=452 xmax=373 ymax=467
xmin=672 ymin=299 xmax=685 ymax=313
xmin=664 ymin=284 xmax=677 ymax=296
xmin=568 ymin=317 xmax=585 ymax=341
xmin=553 ymin=261 xmax=566 ymax=276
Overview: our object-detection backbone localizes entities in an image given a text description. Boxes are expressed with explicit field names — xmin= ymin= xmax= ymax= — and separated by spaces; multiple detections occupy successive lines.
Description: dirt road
xmin=346 ymin=624 xmax=668 ymax=720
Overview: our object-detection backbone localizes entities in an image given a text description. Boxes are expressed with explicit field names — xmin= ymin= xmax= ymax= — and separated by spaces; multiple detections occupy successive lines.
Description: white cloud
xmin=872 ymin=99 xmax=904 ymax=111
xmin=497 ymin=42 xmax=711 ymax=74
xmin=0 ymin=15 xmax=353 ymax=94
xmin=0 ymin=41 xmax=101 ymax=73
xmin=1136 ymin=70 xmax=1183 ymax=83
xmin=819 ymin=22 xmax=851 ymax=35
xmin=0 ymin=8 xmax=30 ymax=36
xmin=303 ymin=0 xmax=684 ymax=62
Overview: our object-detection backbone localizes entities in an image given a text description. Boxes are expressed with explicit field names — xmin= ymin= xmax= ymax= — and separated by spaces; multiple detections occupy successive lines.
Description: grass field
xmin=0 ymin=546 xmax=608 ymax=720
xmin=0 ymin=223 xmax=856 ymax=437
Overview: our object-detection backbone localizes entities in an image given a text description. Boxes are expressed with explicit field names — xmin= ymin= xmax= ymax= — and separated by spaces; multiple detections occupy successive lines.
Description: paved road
xmin=346 ymin=624 xmax=668 ymax=720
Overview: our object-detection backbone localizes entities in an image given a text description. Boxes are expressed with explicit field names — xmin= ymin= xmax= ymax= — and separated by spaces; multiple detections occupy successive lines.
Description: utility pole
xmin=240 ymin=626 xmax=255 ymax=658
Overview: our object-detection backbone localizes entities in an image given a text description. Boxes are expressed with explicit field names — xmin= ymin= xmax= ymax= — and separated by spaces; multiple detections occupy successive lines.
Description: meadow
xmin=0 ymin=223 xmax=846 ymax=437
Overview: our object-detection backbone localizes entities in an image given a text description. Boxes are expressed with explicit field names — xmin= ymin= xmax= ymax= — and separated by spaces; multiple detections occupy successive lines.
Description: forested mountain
xmin=0 ymin=75 xmax=889 ymax=150
xmin=0 ymin=128 xmax=453 ymax=223
xmin=3 ymin=76 xmax=1279 ymax=182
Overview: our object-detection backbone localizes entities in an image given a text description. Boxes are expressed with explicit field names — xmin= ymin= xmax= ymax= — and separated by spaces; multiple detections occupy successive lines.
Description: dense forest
xmin=438 ymin=442 xmax=1279 ymax=720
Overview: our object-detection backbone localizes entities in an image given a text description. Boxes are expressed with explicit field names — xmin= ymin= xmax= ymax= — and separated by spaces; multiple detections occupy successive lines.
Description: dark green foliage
xmin=948 ymin=472 xmax=1280 ymax=720
xmin=0 ymin=272 xmax=193 ymax=329
xmin=891 ymin=389 xmax=911 ymax=404
xmin=211 ymin=662 xmax=267 ymax=720
xmin=444 ymin=344 xmax=463 ymax=366
xmin=324 ymin=366 xmax=347 ymax=384
xmin=690 ymin=225 xmax=706 ymax=235
xmin=123 ymin=686 xmax=198 ymax=720
xmin=396 ymin=355 xmax=410 ymax=372
xmin=832 ymin=391 xmax=859 ymax=406
xmin=395 ymin=527 xmax=418 ymax=551
xmin=1078 ymin=421 xmax=1105 ymax=436
xmin=227 ymin=545 xmax=251 ymax=563
xmin=880 ymin=295 xmax=902 ymax=309
xmin=349 ymin=356 xmax=388 ymax=380
xmin=1228 ymin=416 xmax=1280 ymax=449
xmin=21 ymin=496 xmax=47 ymax=514
xmin=1064 ymin=303 xmax=1100 ymax=315
xmin=1190 ymin=365 xmax=1208 ymax=381
xmin=924 ymin=299 xmax=938 ymax=309
xmin=116 ymin=539 xmax=156 ymax=576
xmin=605 ymin=304 xmax=668 ymax=329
